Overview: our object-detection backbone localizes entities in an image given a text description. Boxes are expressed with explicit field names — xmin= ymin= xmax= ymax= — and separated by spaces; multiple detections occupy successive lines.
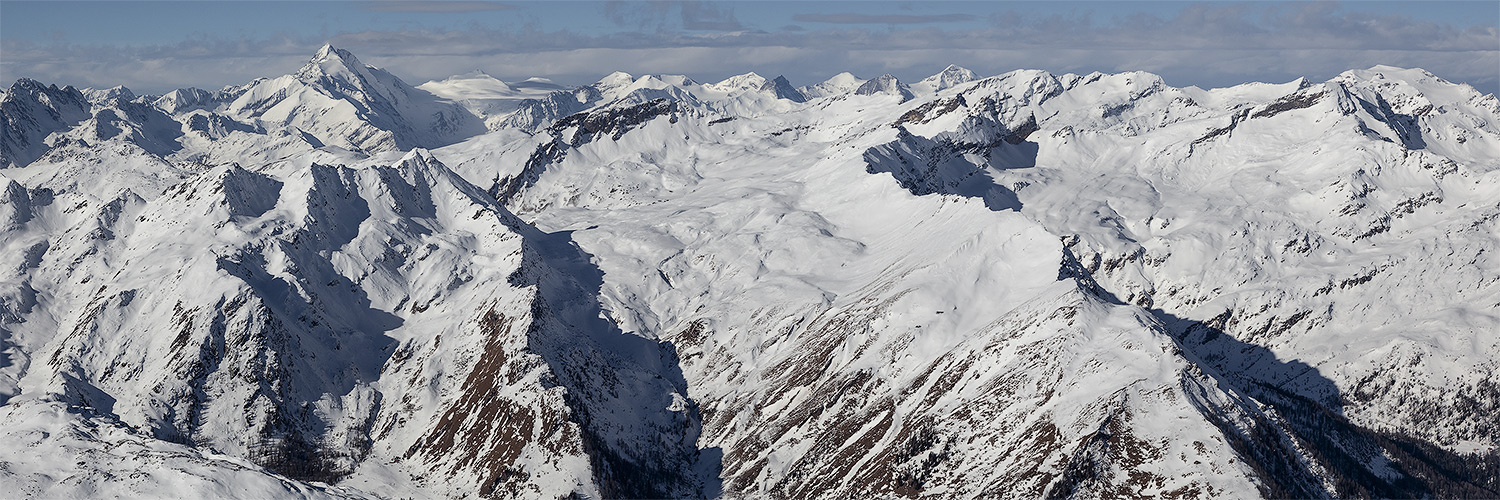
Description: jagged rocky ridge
xmin=2 ymin=47 xmax=1499 ymax=499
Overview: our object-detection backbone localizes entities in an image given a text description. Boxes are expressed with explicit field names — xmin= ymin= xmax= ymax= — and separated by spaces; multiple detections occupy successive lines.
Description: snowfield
xmin=1 ymin=45 xmax=1498 ymax=498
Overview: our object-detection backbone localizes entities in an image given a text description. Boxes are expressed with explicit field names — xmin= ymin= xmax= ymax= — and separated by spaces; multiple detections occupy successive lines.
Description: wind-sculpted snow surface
xmin=2 ymin=46 xmax=1499 ymax=498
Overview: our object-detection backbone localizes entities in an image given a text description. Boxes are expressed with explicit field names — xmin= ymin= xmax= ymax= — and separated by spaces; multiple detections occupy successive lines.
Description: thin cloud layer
xmin=792 ymin=13 xmax=975 ymax=24
xmin=605 ymin=0 xmax=744 ymax=32
xmin=2 ymin=2 xmax=1494 ymax=95
xmin=363 ymin=1 xmax=517 ymax=13
xmin=680 ymin=1 xmax=743 ymax=31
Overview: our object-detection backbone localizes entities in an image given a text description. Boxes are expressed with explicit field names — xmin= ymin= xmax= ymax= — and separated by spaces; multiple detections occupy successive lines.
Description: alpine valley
xmin=1 ymin=45 xmax=1498 ymax=499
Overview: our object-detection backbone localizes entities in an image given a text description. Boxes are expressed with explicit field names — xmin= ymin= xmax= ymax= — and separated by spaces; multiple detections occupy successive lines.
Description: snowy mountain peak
xmin=799 ymin=72 xmax=865 ymax=99
xmin=919 ymin=64 xmax=978 ymax=91
xmin=596 ymin=71 xmax=635 ymax=87
xmin=82 ymin=85 xmax=137 ymax=104
xmin=7 ymin=77 xmax=47 ymax=93
xmin=2 ymin=78 xmax=93 ymax=168
xmin=854 ymin=73 xmax=915 ymax=101
xmin=705 ymin=72 xmax=806 ymax=102
xmin=824 ymin=71 xmax=861 ymax=85
xmin=937 ymin=63 xmax=972 ymax=74
xmin=1351 ymin=64 xmax=1442 ymax=81
xmin=637 ymin=74 xmax=698 ymax=87
xmin=6 ymin=78 xmax=86 ymax=104
xmin=217 ymin=45 xmax=485 ymax=153
xmin=590 ymin=71 xmax=636 ymax=97
xmin=1327 ymin=64 xmax=1500 ymax=144
xmin=288 ymin=44 xmax=412 ymax=117
xmin=153 ymin=87 xmax=216 ymax=115
xmin=312 ymin=43 xmax=358 ymax=66
xmin=1336 ymin=65 xmax=1484 ymax=102
xmin=711 ymin=72 xmax=768 ymax=93
xmin=297 ymin=44 xmax=371 ymax=83
xmin=760 ymin=75 xmax=807 ymax=102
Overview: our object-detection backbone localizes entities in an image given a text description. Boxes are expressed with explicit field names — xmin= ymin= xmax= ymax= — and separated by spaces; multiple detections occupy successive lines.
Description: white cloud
xmin=2 ymin=2 xmax=1494 ymax=95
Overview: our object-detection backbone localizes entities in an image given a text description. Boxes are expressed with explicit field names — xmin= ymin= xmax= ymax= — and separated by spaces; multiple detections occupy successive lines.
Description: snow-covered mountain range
xmin=1 ymin=45 xmax=1497 ymax=499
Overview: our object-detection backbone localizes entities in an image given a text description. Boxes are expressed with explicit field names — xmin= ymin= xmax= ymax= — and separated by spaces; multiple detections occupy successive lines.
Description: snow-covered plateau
xmin=1 ymin=45 xmax=1498 ymax=499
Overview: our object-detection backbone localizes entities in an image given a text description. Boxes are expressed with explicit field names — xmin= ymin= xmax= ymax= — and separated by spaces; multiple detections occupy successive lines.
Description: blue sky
xmin=2 ymin=1 xmax=1497 ymax=94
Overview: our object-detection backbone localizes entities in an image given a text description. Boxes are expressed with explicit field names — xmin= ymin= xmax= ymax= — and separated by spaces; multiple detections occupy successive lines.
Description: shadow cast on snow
xmin=505 ymin=223 xmax=723 ymax=499
xmin=214 ymin=236 xmax=404 ymax=483
xmin=863 ymin=124 xmax=1034 ymax=213
xmin=1157 ymin=303 xmax=1500 ymax=498
xmin=860 ymin=118 xmax=1499 ymax=496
